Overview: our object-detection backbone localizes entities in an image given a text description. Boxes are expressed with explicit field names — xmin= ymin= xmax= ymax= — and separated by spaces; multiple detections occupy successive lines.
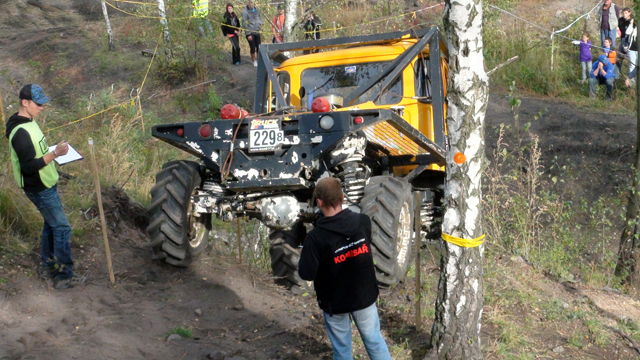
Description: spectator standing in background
xmin=271 ymin=4 xmax=285 ymax=43
xmin=617 ymin=7 xmax=633 ymax=72
xmin=221 ymin=3 xmax=241 ymax=65
xmin=625 ymin=18 xmax=638 ymax=85
xmin=303 ymin=11 xmax=321 ymax=54
xmin=192 ymin=0 xmax=214 ymax=37
xmin=599 ymin=0 xmax=620 ymax=48
xmin=573 ymin=32 xmax=593 ymax=84
xmin=241 ymin=0 xmax=263 ymax=67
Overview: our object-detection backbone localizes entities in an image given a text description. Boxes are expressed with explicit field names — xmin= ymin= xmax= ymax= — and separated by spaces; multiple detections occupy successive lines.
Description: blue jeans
xmin=581 ymin=60 xmax=592 ymax=81
xmin=601 ymin=29 xmax=616 ymax=48
xmin=195 ymin=18 xmax=214 ymax=37
xmin=323 ymin=303 xmax=391 ymax=360
xmin=589 ymin=76 xmax=615 ymax=98
xmin=24 ymin=185 xmax=74 ymax=279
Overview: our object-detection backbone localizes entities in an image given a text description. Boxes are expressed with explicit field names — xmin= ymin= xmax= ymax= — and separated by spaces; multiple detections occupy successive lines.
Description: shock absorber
xmin=421 ymin=201 xmax=434 ymax=232
xmin=337 ymin=160 xmax=370 ymax=204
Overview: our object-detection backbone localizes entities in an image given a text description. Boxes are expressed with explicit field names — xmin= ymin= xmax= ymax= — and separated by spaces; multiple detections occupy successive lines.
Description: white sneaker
xmin=253 ymin=61 xmax=258 ymax=67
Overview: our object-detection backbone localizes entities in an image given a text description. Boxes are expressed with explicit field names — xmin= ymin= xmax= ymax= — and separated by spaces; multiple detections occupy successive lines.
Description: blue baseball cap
xmin=598 ymin=54 xmax=609 ymax=64
xmin=19 ymin=84 xmax=50 ymax=105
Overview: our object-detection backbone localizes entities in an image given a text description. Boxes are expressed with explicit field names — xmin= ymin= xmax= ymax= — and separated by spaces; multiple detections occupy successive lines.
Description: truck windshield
xmin=300 ymin=61 xmax=403 ymax=107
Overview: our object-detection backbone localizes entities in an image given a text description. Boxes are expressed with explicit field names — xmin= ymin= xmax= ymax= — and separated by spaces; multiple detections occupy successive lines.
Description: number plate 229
xmin=249 ymin=119 xmax=284 ymax=152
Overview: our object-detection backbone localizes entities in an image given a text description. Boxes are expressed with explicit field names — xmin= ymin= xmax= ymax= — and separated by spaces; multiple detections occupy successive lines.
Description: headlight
xmin=319 ymin=115 xmax=334 ymax=130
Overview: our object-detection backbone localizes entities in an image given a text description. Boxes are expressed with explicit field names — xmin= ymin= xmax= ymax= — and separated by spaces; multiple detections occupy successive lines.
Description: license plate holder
xmin=248 ymin=119 xmax=284 ymax=153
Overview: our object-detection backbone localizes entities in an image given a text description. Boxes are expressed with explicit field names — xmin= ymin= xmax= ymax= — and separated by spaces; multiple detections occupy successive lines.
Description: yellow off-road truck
xmin=148 ymin=28 xmax=449 ymax=292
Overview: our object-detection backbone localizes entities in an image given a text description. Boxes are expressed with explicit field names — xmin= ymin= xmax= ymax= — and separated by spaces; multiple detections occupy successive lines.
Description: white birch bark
xmin=100 ymin=0 xmax=115 ymax=51
xmin=284 ymin=0 xmax=298 ymax=42
xmin=156 ymin=0 xmax=172 ymax=58
xmin=426 ymin=0 xmax=488 ymax=358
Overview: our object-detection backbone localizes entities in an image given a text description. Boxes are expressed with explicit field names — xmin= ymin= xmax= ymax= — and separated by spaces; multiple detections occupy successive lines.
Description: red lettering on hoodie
xmin=334 ymin=243 xmax=369 ymax=264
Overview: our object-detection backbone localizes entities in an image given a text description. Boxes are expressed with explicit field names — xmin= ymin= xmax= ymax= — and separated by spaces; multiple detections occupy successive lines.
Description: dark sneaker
xmin=40 ymin=268 xmax=57 ymax=280
xmin=55 ymin=275 xmax=89 ymax=290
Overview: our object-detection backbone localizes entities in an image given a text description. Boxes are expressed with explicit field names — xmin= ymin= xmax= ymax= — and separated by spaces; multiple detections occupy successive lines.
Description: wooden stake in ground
xmin=137 ymin=90 xmax=145 ymax=133
xmin=414 ymin=192 xmax=422 ymax=331
xmin=237 ymin=217 xmax=242 ymax=265
xmin=551 ymin=28 xmax=555 ymax=72
xmin=100 ymin=0 xmax=115 ymax=51
xmin=0 ymin=84 xmax=5 ymax=127
xmin=88 ymin=138 xmax=115 ymax=284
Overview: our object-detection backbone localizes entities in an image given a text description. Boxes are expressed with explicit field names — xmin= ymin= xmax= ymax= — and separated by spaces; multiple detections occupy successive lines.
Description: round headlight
xmin=319 ymin=115 xmax=334 ymax=130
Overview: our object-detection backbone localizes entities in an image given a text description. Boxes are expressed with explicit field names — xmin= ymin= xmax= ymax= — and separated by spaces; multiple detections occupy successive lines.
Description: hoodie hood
xmin=5 ymin=113 xmax=32 ymax=139
xmin=315 ymin=208 xmax=361 ymax=237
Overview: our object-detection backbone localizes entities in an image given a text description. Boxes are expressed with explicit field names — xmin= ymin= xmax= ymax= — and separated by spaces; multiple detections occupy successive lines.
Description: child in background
xmin=603 ymin=37 xmax=619 ymax=77
xmin=604 ymin=38 xmax=617 ymax=61
xmin=573 ymin=33 xmax=593 ymax=83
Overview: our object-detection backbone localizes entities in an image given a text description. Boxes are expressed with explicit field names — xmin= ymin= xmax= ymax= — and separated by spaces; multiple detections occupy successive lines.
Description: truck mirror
xmin=299 ymin=86 xmax=306 ymax=99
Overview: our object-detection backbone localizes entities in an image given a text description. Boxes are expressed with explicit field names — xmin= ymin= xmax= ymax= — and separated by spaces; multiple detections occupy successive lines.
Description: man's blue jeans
xmin=323 ymin=303 xmax=391 ymax=360
xmin=601 ymin=29 xmax=617 ymax=48
xmin=24 ymin=185 xmax=74 ymax=279
xmin=589 ymin=76 xmax=615 ymax=99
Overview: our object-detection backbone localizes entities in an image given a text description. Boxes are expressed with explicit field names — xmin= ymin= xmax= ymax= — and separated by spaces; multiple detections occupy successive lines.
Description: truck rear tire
xmin=269 ymin=222 xmax=312 ymax=294
xmin=147 ymin=160 xmax=210 ymax=267
xmin=360 ymin=176 xmax=414 ymax=288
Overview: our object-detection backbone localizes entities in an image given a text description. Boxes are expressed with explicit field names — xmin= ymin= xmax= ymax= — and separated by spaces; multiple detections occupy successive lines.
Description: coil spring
xmin=421 ymin=202 xmax=434 ymax=231
xmin=336 ymin=158 xmax=369 ymax=204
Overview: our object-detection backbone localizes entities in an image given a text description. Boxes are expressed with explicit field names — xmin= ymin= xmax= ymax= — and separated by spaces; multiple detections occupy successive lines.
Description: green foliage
xmin=483 ymin=86 xmax=623 ymax=286
xmin=207 ymin=84 xmax=223 ymax=113
xmin=167 ymin=326 xmax=193 ymax=338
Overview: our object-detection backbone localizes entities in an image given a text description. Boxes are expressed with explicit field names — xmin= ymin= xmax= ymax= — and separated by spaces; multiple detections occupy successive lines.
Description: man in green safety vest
xmin=193 ymin=0 xmax=213 ymax=37
xmin=5 ymin=84 xmax=87 ymax=290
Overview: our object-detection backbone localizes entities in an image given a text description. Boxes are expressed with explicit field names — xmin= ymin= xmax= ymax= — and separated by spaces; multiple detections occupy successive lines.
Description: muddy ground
xmin=0 ymin=94 xmax=639 ymax=360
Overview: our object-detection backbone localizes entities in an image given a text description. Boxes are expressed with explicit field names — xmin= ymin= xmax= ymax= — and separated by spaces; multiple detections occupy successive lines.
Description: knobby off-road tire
xmin=269 ymin=222 xmax=313 ymax=294
xmin=147 ymin=160 xmax=210 ymax=267
xmin=360 ymin=176 xmax=414 ymax=288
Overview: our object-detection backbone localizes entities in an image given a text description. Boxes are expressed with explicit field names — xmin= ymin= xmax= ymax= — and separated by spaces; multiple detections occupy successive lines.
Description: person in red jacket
xmin=299 ymin=177 xmax=391 ymax=360
xmin=271 ymin=4 xmax=285 ymax=43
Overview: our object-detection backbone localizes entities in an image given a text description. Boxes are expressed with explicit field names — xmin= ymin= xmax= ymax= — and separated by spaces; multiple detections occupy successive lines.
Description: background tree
xmin=284 ymin=0 xmax=298 ymax=43
xmin=156 ymin=0 xmax=172 ymax=59
xmin=426 ymin=0 xmax=488 ymax=358
xmin=100 ymin=0 xmax=115 ymax=51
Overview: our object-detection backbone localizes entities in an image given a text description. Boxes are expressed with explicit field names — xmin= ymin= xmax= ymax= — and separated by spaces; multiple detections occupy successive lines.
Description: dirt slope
xmin=0 ymin=95 xmax=639 ymax=360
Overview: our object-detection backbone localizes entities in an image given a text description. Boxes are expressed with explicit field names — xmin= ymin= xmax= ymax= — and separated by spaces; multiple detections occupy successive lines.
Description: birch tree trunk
xmin=100 ymin=0 xmax=115 ymax=51
xmin=426 ymin=0 xmax=488 ymax=358
xmin=284 ymin=0 xmax=298 ymax=42
xmin=156 ymin=0 xmax=173 ymax=59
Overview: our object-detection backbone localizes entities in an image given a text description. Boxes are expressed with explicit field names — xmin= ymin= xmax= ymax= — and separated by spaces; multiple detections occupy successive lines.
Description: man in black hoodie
xmin=299 ymin=177 xmax=391 ymax=360
xmin=6 ymin=84 xmax=86 ymax=290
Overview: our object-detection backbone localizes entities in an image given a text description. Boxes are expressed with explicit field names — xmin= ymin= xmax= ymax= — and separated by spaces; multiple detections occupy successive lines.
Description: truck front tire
xmin=147 ymin=160 xmax=210 ymax=267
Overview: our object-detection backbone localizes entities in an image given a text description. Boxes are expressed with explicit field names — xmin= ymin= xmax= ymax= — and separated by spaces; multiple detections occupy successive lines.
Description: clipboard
xmin=48 ymin=144 xmax=84 ymax=165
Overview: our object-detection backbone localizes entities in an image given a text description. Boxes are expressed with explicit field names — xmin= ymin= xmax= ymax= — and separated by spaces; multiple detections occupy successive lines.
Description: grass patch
xmin=167 ymin=326 xmax=193 ymax=338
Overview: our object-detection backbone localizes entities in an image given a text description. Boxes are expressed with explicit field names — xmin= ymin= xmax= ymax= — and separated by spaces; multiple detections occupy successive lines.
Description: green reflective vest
xmin=193 ymin=0 xmax=209 ymax=18
xmin=9 ymin=121 xmax=58 ymax=189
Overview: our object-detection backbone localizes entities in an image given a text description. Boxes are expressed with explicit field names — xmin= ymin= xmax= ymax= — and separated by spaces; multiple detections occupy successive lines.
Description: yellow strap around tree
xmin=441 ymin=233 xmax=485 ymax=248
